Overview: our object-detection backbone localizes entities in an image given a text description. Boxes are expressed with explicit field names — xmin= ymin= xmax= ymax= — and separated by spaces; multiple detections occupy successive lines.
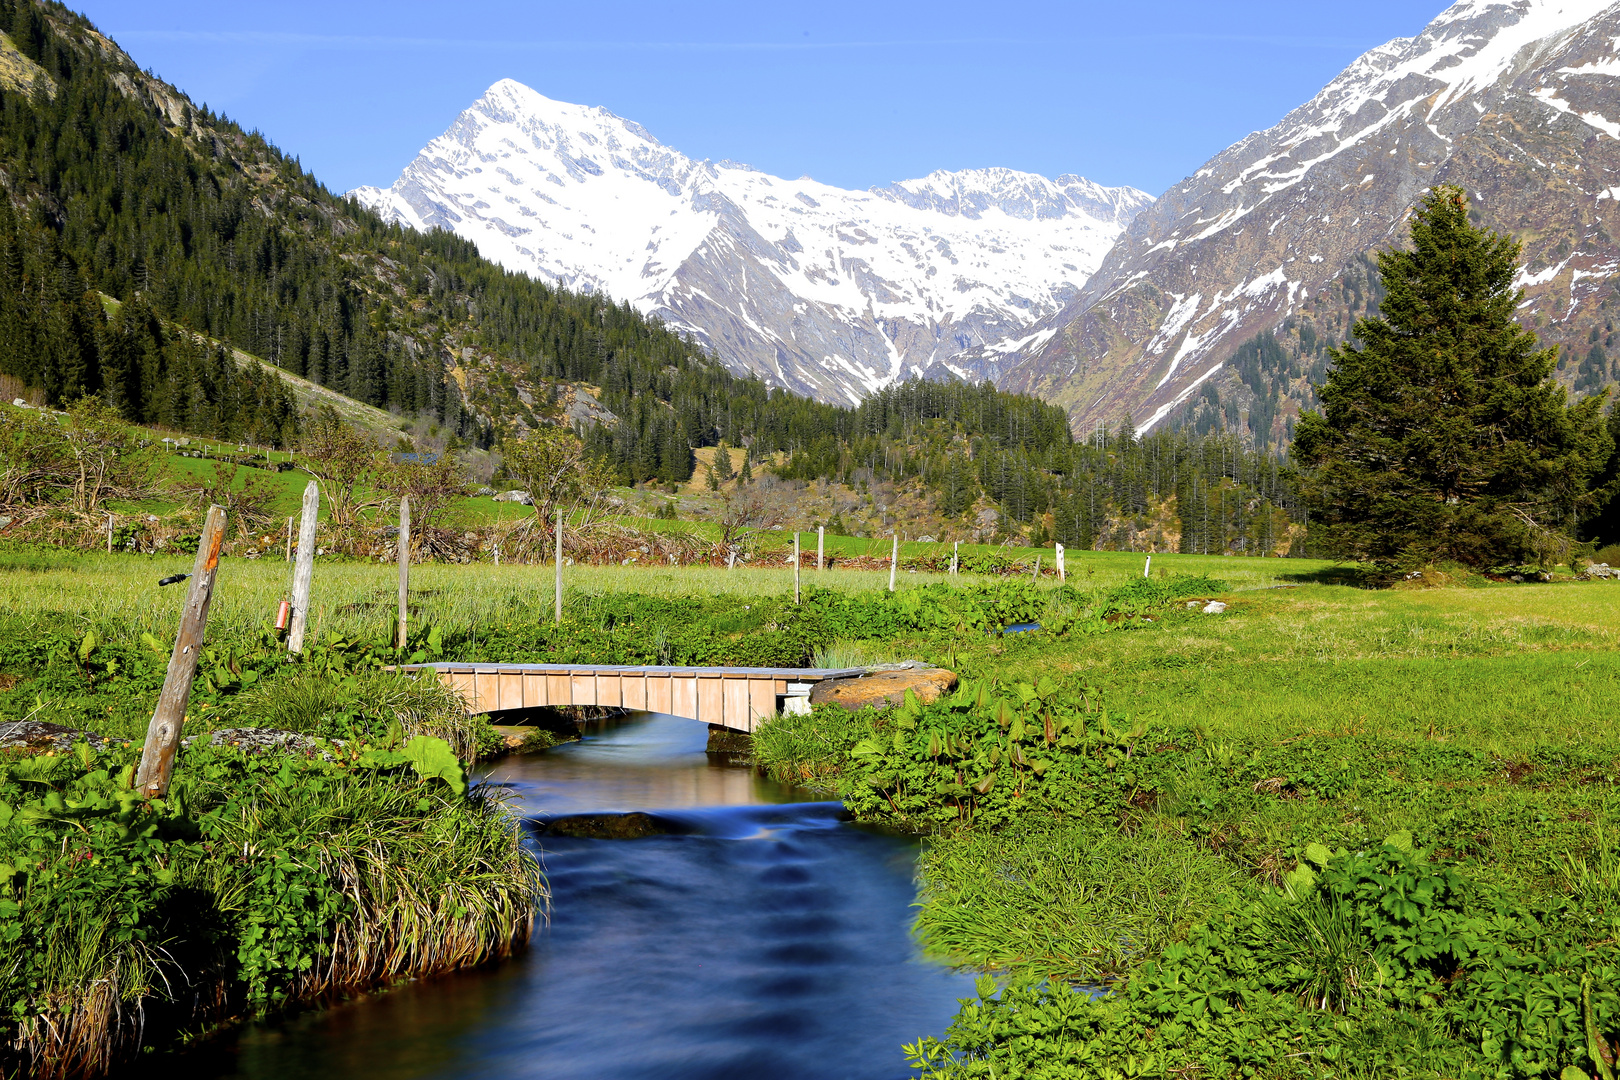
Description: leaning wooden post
xmin=1032 ymin=555 xmax=1041 ymax=582
xmin=396 ymin=496 xmax=410 ymax=648
xmin=793 ymin=532 xmax=801 ymax=604
xmin=889 ymin=532 xmax=898 ymax=593
xmin=287 ymin=481 xmax=319 ymax=653
xmin=134 ymin=504 xmax=226 ymax=798
xmin=554 ymin=514 xmax=563 ymax=625
xmin=817 ymin=525 xmax=824 ymax=571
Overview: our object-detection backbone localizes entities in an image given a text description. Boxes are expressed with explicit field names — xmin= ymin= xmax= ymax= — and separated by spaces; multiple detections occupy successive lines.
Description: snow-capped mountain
xmin=984 ymin=0 xmax=1620 ymax=435
xmin=351 ymin=80 xmax=1151 ymax=405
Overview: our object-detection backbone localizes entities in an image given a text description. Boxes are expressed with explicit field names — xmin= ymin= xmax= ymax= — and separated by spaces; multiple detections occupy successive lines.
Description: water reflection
xmin=141 ymin=714 xmax=976 ymax=1080
xmin=483 ymin=713 xmax=804 ymax=816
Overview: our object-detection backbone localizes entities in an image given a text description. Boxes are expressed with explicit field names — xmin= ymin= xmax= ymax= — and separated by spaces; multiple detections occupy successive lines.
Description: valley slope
xmin=976 ymin=0 xmax=1620 ymax=440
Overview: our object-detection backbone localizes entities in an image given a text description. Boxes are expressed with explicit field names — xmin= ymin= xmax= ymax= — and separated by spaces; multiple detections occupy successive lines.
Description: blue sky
xmin=74 ymin=0 xmax=1447 ymax=197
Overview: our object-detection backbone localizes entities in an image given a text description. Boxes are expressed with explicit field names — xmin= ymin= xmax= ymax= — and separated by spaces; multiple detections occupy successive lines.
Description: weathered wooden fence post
xmin=106 ymin=512 xmax=113 ymax=554
xmin=1032 ymin=555 xmax=1041 ymax=583
xmin=817 ymin=525 xmax=824 ymax=572
xmin=1144 ymin=554 xmax=1152 ymax=578
xmin=793 ymin=532 xmax=801 ymax=604
xmin=889 ymin=533 xmax=898 ymax=593
xmin=1056 ymin=542 xmax=1065 ymax=584
xmin=952 ymin=540 xmax=959 ymax=576
xmin=554 ymin=516 xmax=563 ymax=625
xmin=396 ymin=496 xmax=410 ymax=648
xmin=134 ymin=504 xmax=226 ymax=798
xmin=288 ymin=481 xmax=319 ymax=653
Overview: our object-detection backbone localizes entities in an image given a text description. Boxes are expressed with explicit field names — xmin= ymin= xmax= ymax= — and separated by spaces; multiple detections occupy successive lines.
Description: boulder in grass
xmin=493 ymin=489 xmax=534 ymax=505
xmin=181 ymin=728 xmax=334 ymax=758
xmin=809 ymin=668 xmax=958 ymax=711
xmin=0 ymin=721 xmax=119 ymax=751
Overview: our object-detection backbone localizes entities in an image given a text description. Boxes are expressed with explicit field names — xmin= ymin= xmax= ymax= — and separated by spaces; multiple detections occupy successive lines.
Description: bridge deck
xmin=400 ymin=663 xmax=865 ymax=734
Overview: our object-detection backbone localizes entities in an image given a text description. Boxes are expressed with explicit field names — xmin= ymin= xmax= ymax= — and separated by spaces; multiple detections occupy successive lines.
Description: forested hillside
xmin=0 ymin=0 xmax=1315 ymax=555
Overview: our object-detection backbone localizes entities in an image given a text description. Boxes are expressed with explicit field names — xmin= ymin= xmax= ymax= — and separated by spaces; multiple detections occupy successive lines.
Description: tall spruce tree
xmin=1294 ymin=186 xmax=1612 ymax=568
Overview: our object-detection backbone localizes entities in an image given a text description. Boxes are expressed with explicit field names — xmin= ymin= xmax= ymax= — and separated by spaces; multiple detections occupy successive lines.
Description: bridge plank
xmin=570 ymin=672 xmax=595 ymax=706
xmin=597 ymin=673 xmax=622 ymax=708
xmin=649 ymin=675 xmax=672 ymax=714
xmin=402 ymin=663 xmax=866 ymax=679
xmin=474 ymin=672 xmax=498 ymax=714
xmin=698 ymin=675 xmax=723 ymax=726
xmin=623 ymin=674 xmax=647 ymax=711
xmin=673 ymin=676 xmax=696 ymax=720
xmin=499 ymin=672 xmax=522 ymax=712
xmin=449 ymin=670 xmax=475 ymax=710
xmin=750 ymin=679 xmax=775 ymax=727
xmin=723 ymin=678 xmax=748 ymax=730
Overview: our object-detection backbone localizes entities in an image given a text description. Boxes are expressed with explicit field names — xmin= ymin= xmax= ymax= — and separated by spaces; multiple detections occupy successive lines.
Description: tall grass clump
xmin=0 ymin=741 xmax=543 ymax=1078
xmin=229 ymin=668 xmax=483 ymax=761
xmin=752 ymin=705 xmax=877 ymax=789
xmin=913 ymin=819 xmax=1249 ymax=983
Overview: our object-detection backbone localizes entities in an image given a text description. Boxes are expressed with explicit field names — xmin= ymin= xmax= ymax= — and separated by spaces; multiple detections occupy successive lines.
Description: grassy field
xmin=2 ymin=544 xmax=1617 ymax=1075
xmin=943 ymin=581 xmax=1620 ymax=757
xmin=0 ymin=546 xmax=1332 ymax=641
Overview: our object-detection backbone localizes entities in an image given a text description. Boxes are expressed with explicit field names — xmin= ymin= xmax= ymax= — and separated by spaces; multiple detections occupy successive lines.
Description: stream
xmin=165 ymin=714 xmax=976 ymax=1079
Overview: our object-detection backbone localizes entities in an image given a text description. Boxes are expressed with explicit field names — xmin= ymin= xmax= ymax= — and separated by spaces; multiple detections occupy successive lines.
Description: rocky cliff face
xmin=983 ymin=0 xmax=1620 ymax=440
xmin=351 ymin=80 xmax=1151 ymax=406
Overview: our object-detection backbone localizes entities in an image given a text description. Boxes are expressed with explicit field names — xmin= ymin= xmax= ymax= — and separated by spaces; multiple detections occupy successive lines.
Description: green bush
xmin=834 ymin=675 xmax=1142 ymax=829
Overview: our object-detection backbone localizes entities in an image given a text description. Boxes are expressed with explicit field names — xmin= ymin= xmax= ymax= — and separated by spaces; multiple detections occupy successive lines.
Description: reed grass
xmin=752 ymin=705 xmax=876 ymax=790
xmin=3 ymin=756 xmax=543 ymax=1078
xmin=227 ymin=668 xmax=485 ymax=760
xmin=196 ymin=770 xmax=543 ymax=995
xmin=913 ymin=819 xmax=1250 ymax=984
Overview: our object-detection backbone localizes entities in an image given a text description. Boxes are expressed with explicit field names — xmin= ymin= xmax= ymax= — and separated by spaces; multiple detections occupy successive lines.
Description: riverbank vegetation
xmin=0 ymin=580 xmax=545 ymax=1075
xmin=750 ymin=571 xmax=1620 ymax=1078
xmin=0 ymin=737 xmax=540 ymax=1078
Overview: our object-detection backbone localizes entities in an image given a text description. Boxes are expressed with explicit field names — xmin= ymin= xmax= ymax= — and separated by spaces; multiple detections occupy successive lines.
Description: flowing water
xmin=165 ymin=714 xmax=976 ymax=1080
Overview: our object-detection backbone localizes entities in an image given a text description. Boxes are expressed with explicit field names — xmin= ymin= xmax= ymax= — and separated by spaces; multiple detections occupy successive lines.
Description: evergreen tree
xmin=1294 ymin=186 xmax=1612 ymax=568
xmin=1582 ymin=404 xmax=1620 ymax=547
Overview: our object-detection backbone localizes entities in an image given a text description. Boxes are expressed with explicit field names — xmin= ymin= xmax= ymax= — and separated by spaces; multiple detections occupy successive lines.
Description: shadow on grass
xmin=1276 ymin=565 xmax=1381 ymax=588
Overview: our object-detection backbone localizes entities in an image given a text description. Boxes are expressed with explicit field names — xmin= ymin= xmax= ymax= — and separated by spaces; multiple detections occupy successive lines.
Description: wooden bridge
xmin=399 ymin=663 xmax=866 ymax=734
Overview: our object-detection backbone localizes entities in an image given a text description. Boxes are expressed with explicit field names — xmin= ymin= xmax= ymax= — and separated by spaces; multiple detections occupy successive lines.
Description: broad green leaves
xmin=356 ymin=735 xmax=467 ymax=795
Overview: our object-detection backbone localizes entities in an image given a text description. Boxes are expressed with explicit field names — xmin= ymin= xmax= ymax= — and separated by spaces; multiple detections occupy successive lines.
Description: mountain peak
xmin=353 ymin=89 xmax=1151 ymax=405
